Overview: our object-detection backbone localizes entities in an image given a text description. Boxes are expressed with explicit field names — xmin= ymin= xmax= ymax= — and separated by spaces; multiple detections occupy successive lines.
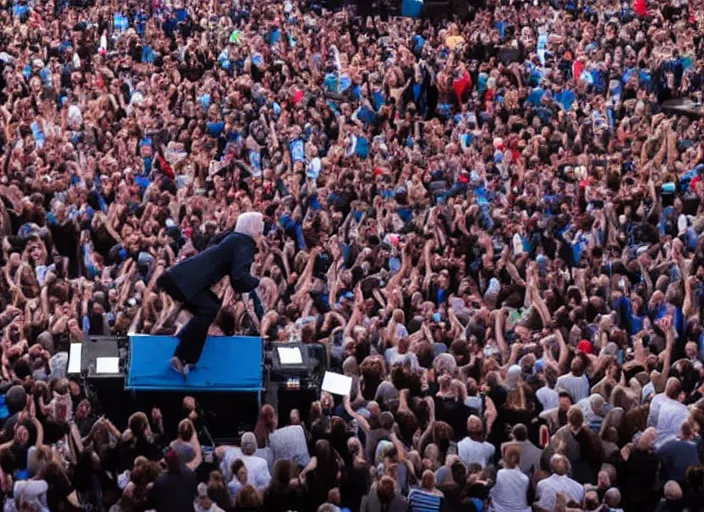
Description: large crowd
xmin=1 ymin=0 xmax=704 ymax=509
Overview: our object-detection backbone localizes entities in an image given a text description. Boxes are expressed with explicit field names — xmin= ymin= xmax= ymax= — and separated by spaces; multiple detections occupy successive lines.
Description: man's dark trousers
xmin=158 ymin=273 xmax=221 ymax=365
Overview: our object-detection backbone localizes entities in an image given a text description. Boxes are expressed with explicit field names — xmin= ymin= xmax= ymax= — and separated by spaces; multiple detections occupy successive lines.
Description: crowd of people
xmin=1 ymin=0 xmax=704 ymax=509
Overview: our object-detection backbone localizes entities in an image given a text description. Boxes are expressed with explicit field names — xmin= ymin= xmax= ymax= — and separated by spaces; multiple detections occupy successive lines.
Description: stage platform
xmin=127 ymin=335 xmax=263 ymax=392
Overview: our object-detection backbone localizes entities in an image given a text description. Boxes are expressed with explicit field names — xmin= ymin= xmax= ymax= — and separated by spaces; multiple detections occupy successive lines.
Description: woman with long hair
xmin=433 ymin=377 xmax=473 ymax=440
xmin=73 ymin=449 xmax=109 ymax=512
xmin=118 ymin=412 xmax=165 ymax=471
xmin=340 ymin=437 xmax=370 ymax=512
xmin=233 ymin=484 xmax=262 ymax=511
xmin=490 ymin=384 xmax=540 ymax=447
xmin=117 ymin=458 xmax=162 ymax=512
xmin=38 ymin=460 xmax=81 ymax=511
xmin=16 ymin=237 xmax=48 ymax=298
xmin=253 ymin=405 xmax=277 ymax=450
xmin=262 ymin=459 xmax=303 ymax=512
xmin=204 ymin=471 xmax=233 ymax=512
xmin=303 ymin=439 xmax=342 ymax=509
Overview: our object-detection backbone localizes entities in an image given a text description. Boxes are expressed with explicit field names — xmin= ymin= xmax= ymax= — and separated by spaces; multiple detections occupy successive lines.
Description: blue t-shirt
xmin=527 ymin=87 xmax=545 ymax=106
xmin=206 ymin=121 xmax=224 ymax=137
xmin=554 ymin=89 xmax=575 ymax=111
xmin=355 ymin=137 xmax=369 ymax=159
xmin=290 ymin=139 xmax=305 ymax=162
xmin=174 ymin=7 xmax=188 ymax=22
xmin=114 ymin=13 xmax=129 ymax=32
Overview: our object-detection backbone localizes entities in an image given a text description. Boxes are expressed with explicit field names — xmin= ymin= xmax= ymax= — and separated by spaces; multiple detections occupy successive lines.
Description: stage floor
xmin=127 ymin=335 xmax=263 ymax=392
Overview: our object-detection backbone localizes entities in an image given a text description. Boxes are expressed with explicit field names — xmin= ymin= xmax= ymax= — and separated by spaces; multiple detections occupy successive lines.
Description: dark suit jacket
xmin=164 ymin=232 xmax=259 ymax=302
xmin=151 ymin=466 xmax=198 ymax=512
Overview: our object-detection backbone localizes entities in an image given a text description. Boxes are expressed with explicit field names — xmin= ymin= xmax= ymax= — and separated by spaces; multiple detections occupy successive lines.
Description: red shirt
xmin=634 ymin=0 xmax=647 ymax=16
xmin=573 ymin=61 xmax=585 ymax=81
xmin=453 ymin=71 xmax=472 ymax=104
xmin=156 ymin=154 xmax=175 ymax=180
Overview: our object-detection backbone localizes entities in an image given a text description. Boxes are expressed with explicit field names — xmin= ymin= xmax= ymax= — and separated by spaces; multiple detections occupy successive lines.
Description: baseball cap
xmin=577 ymin=340 xmax=592 ymax=355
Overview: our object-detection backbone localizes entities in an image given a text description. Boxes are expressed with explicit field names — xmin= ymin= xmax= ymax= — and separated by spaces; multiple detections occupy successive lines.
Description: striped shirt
xmin=408 ymin=489 xmax=443 ymax=512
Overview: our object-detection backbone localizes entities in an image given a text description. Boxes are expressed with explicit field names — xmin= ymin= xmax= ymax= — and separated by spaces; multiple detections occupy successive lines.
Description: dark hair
xmin=164 ymin=450 xmax=181 ymax=474
xmin=313 ymin=440 xmax=339 ymax=497
xmin=558 ymin=391 xmax=574 ymax=403
xmin=377 ymin=476 xmax=396 ymax=505
xmin=544 ymin=365 xmax=558 ymax=387
xmin=230 ymin=459 xmax=245 ymax=477
xmin=416 ymin=343 xmax=435 ymax=369
xmin=396 ymin=410 xmax=419 ymax=447
xmin=271 ymin=459 xmax=293 ymax=490
xmin=379 ymin=412 xmax=395 ymax=431
xmin=512 ymin=423 xmax=528 ymax=442
xmin=74 ymin=450 xmax=99 ymax=492
xmin=128 ymin=412 xmax=149 ymax=439
xmin=360 ymin=357 xmax=385 ymax=400
xmin=236 ymin=485 xmax=262 ymax=508
xmin=390 ymin=366 xmax=422 ymax=395
xmin=254 ymin=404 xmax=276 ymax=448
xmin=451 ymin=461 xmax=467 ymax=486
xmin=686 ymin=465 xmax=704 ymax=490
xmin=432 ymin=422 xmax=454 ymax=459
xmin=450 ymin=339 xmax=470 ymax=366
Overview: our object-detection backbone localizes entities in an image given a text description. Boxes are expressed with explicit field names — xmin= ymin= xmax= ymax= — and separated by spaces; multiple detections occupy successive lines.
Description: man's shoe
xmin=170 ymin=357 xmax=189 ymax=378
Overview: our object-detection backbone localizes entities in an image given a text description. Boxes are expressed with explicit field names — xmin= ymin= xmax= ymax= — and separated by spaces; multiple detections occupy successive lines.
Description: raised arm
xmin=555 ymin=330 xmax=569 ymax=373
xmin=494 ymin=310 xmax=508 ymax=363
xmin=186 ymin=421 xmax=203 ymax=471
xmin=344 ymin=395 xmax=371 ymax=433
xmin=653 ymin=318 xmax=676 ymax=392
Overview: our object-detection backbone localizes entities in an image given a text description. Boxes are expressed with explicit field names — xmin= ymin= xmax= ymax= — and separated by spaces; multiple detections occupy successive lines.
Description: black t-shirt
xmin=340 ymin=462 xmax=370 ymax=512
xmin=490 ymin=407 xmax=536 ymax=447
xmin=46 ymin=467 xmax=75 ymax=511
xmin=262 ymin=486 xmax=305 ymax=512
xmin=434 ymin=397 xmax=472 ymax=440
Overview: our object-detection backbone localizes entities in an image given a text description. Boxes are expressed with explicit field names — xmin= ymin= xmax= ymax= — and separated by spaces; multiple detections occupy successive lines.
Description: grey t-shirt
xmin=172 ymin=439 xmax=196 ymax=464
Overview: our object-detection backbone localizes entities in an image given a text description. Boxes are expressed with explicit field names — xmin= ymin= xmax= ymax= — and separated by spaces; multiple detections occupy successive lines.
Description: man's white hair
xmin=240 ymin=432 xmax=257 ymax=456
xmin=235 ymin=212 xmax=264 ymax=239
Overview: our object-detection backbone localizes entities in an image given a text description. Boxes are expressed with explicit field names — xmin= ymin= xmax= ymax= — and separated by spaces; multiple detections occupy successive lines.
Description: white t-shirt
xmin=655 ymin=399 xmax=690 ymax=449
xmin=536 ymin=386 xmax=559 ymax=411
xmin=4 ymin=480 xmax=49 ymax=512
xmin=220 ymin=448 xmax=271 ymax=491
xmin=490 ymin=468 xmax=531 ymax=512
xmin=556 ymin=373 xmax=590 ymax=403
xmin=457 ymin=437 xmax=495 ymax=469
xmin=535 ymin=474 xmax=585 ymax=511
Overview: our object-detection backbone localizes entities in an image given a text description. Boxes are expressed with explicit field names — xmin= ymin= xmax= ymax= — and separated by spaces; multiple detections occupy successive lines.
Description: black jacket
xmin=163 ymin=232 xmax=259 ymax=302
xmin=150 ymin=467 xmax=198 ymax=512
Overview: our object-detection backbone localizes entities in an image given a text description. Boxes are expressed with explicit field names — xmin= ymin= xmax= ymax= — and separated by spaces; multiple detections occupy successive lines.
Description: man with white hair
xmin=158 ymin=211 xmax=264 ymax=376
xmin=215 ymin=431 xmax=271 ymax=492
